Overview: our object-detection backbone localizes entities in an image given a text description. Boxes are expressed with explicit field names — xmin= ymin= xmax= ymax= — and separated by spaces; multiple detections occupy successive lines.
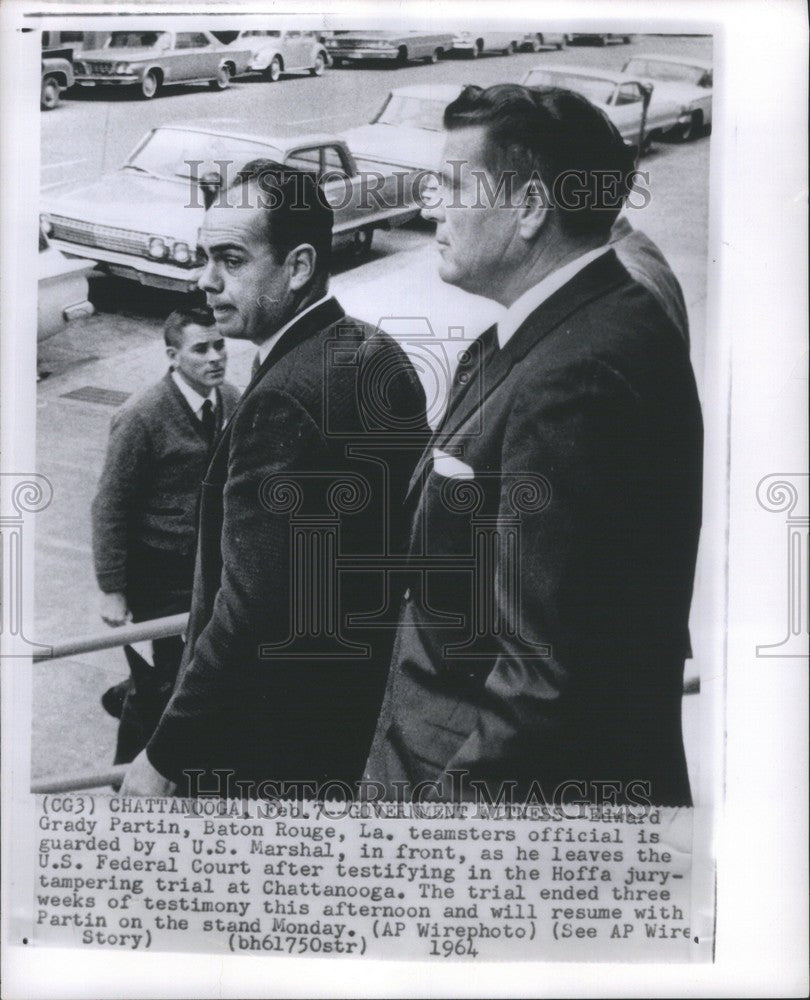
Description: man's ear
xmin=165 ymin=345 xmax=177 ymax=368
xmin=518 ymin=175 xmax=552 ymax=240
xmin=287 ymin=243 xmax=317 ymax=291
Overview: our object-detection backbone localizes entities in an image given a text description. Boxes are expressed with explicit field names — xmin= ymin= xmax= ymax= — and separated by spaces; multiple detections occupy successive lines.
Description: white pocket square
xmin=432 ymin=448 xmax=475 ymax=479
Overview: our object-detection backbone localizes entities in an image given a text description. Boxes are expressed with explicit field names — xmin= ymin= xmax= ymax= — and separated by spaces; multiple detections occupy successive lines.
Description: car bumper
xmin=74 ymin=75 xmax=139 ymax=86
xmin=48 ymin=239 xmax=201 ymax=292
xmin=330 ymin=49 xmax=399 ymax=60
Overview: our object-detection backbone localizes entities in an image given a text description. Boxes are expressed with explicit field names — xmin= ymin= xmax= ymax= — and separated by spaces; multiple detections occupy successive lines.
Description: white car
xmin=38 ymin=227 xmax=94 ymax=343
xmin=622 ymin=54 xmax=713 ymax=140
xmin=520 ymin=32 xmax=568 ymax=52
xmin=341 ymin=83 xmax=464 ymax=173
xmin=230 ymin=29 xmax=328 ymax=81
xmin=522 ymin=64 xmax=683 ymax=152
xmin=450 ymin=31 xmax=521 ymax=57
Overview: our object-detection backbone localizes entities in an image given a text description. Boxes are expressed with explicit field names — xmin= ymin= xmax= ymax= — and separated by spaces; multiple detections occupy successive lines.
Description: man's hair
xmin=443 ymin=83 xmax=636 ymax=237
xmin=164 ymin=305 xmax=216 ymax=349
xmin=229 ymin=159 xmax=333 ymax=277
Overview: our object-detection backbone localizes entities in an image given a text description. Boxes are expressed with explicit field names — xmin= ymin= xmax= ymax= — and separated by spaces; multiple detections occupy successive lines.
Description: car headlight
xmin=74 ymin=61 xmax=86 ymax=74
xmin=40 ymin=214 xmax=53 ymax=236
xmin=115 ymin=62 xmax=131 ymax=73
xmin=148 ymin=237 xmax=168 ymax=259
xmin=171 ymin=241 xmax=191 ymax=264
xmin=325 ymin=39 xmax=337 ymax=47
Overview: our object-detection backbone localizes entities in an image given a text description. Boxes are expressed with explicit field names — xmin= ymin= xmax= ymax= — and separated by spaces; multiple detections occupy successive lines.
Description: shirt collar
xmin=497 ymin=245 xmax=610 ymax=349
xmin=256 ymin=293 xmax=332 ymax=365
xmin=171 ymin=369 xmax=216 ymax=417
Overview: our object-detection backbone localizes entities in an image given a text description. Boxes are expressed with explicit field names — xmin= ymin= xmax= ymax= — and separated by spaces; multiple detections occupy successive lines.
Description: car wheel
xmin=679 ymin=112 xmax=702 ymax=142
xmin=622 ymin=35 xmax=633 ymax=44
xmin=140 ymin=70 xmax=160 ymax=99
xmin=397 ymin=46 xmax=409 ymax=65
xmin=40 ymin=76 xmax=60 ymax=110
xmin=265 ymin=57 xmax=282 ymax=82
xmin=531 ymin=36 xmax=542 ymax=52
xmin=310 ymin=52 xmax=326 ymax=76
xmin=556 ymin=38 xmax=566 ymax=49
xmin=209 ymin=65 xmax=231 ymax=91
xmin=352 ymin=227 xmax=374 ymax=259
xmin=425 ymin=48 xmax=441 ymax=64
xmin=503 ymin=41 xmax=517 ymax=55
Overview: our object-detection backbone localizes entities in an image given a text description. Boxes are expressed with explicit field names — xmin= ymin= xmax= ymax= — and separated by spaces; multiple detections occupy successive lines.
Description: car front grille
xmin=87 ymin=61 xmax=116 ymax=74
xmin=50 ymin=215 xmax=149 ymax=256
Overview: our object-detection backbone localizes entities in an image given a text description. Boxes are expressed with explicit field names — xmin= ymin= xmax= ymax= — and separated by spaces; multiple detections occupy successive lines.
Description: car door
xmin=283 ymin=30 xmax=307 ymax=69
xmin=284 ymin=144 xmax=365 ymax=234
xmin=173 ymin=31 xmax=214 ymax=80
xmin=611 ymin=81 xmax=648 ymax=145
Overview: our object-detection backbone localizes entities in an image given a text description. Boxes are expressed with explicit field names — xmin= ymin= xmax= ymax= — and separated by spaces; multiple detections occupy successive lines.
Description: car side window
xmin=176 ymin=32 xmax=209 ymax=49
xmin=287 ymin=31 xmax=301 ymax=39
xmin=322 ymin=146 xmax=349 ymax=179
xmin=285 ymin=148 xmax=321 ymax=174
xmin=615 ymin=83 xmax=642 ymax=106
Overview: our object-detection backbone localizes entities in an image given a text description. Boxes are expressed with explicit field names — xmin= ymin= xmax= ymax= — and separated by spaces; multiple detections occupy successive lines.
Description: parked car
xmin=323 ymin=30 xmax=454 ymax=66
xmin=520 ymin=32 xmax=568 ymax=52
xmin=622 ymin=54 xmax=713 ymax=140
xmin=341 ymin=83 xmax=463 ymax=173
xmin=569 ymin=33 xmax=634 ymax=45
xmin=521 ymin=64 xmax=660 ymax=151
xmin=71 ymin=30 xmax=252 ymax=99
xmin=229 ymin=29 xmax=329 ymax=80
xmin=38 ymin=226 xmax=94 ymax=343
xmin=41 ymin=125 xmax=423 ymax=291
xmin=450 ymin=30 xmax=521 ymax=57
xmin=41 ymin=47 xmax=75 ymax=110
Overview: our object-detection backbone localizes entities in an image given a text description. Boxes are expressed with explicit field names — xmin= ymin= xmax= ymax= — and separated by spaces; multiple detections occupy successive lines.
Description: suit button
xmin=403 ymin=588 xmax=411 ymax=601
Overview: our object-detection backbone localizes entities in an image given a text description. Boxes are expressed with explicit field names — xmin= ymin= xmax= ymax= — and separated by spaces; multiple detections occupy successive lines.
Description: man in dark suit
xmin=363 ymin=84 xmax=703 ymax=806
xmin=121 ymin=162 xmax=427 ymax=797
xmin=92 ymin=306 xmax=240 ymax=762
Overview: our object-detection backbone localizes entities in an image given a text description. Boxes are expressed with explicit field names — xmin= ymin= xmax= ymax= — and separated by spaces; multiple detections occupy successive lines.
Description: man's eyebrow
xmin=198 ymin=240 xmax=248 ymax=254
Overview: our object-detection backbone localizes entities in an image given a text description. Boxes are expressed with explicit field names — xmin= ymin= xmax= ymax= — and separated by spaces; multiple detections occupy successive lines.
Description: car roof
xmin=522 ymin=63 xmax=629 ymax=84
xmin=623 ymin=53 xmax=712 ymax=71
xmin=152 ymin=124 xmax=344 ymax=152
xmin=388 ymin=83 xmax=465 ymax=100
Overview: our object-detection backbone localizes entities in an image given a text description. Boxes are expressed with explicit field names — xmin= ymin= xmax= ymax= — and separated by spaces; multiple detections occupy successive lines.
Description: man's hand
xmin=119 ymin=749 xmax=176 ymax=797
xmin=100 ymin=591 xmax=131 ymax=627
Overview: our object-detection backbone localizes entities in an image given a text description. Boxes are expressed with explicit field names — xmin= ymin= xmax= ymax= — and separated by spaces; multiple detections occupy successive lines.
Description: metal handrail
xmin=31 ymin=611 xmax=700 ymax=793
xmin=32 ymin=613 xmax=188 ymax=663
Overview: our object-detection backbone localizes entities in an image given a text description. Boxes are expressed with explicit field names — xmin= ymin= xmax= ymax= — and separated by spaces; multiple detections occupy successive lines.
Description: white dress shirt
xmin=171 ymin=370 xmax=217 ymax=420
xmin=496 ymin=246 xmax=610 ymax=349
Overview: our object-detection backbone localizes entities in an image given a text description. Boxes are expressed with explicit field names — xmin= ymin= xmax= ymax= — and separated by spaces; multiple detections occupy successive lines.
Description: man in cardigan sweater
xmin=92 ymin=306 xmax=240 ymax=761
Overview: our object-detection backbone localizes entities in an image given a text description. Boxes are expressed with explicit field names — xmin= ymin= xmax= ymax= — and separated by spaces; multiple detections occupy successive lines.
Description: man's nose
xmin=197 ymin=258 xmax=221 ymax=294
xmin=419 ymin=177 xmax=444 ymax=223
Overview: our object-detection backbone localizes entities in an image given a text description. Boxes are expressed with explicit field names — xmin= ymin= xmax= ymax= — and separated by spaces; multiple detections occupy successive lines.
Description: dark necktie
xmin=444 ymin=323 xmax=499 ymax=420
xmin=200 ymin=398 xmax=216 ymax=448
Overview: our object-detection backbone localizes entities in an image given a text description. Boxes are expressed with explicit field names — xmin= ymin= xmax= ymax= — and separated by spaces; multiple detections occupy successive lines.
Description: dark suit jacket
xmin=364 ymin=251 xmax=703 ymax=806
xmin=146 ymin=298 xmax=428 ymax=792
xmin=91 ymin=371 xmax=240 ymax=619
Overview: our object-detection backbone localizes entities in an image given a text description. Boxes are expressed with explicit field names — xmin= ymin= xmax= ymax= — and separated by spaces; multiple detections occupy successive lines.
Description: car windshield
xmin=624 ymin=59 xmax=706 ymax=85
xmin=523 ymin=70 xmax=614 ymax=105
xmin=376 ymin=94 xmax=447 ymax=130
xmin=127 ymin=128 xmax=282 ymax=181
xmin=242 ymin=30 xmax=281 ymax=38
xmin=106 ymin=31 xmax=166 ymax=49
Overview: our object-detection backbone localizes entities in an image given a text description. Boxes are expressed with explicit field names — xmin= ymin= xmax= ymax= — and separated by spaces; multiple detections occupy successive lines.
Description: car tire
xmin=352 ymin=227 xmax=374 ymax=259
xmin=502 ymin=41 xmax=517 ymax=55
xmin=140 ymin=70 xmax=160 ymax=99
xmin=396 ymin=46 xmax=409 ymax=65
xmin=425 ymin=48 xmax=441 ymax=64
xmin=556 ymin=38 xmax=566 ymax=49
xmin=531 ymin=36 xmax=542 ymax=53
xmin=209 ymin=65 xmax=231 ymax=91
xmin=679 ymin=112 xmax=702 ymax=142
xmin=310 ymin=52 xmax=326 ymax=76
xmin=264 ymin=57 xmax=282 ymax=82
xmin=41 ymin=76 xmax=61 ymax=110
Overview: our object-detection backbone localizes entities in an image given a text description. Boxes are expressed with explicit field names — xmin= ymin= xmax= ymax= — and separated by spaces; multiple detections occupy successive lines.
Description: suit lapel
xmin=404 ymin=250 xmax=628 ymax=505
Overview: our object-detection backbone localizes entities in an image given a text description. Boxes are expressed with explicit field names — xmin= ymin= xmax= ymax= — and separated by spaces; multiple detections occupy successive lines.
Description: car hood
xmin=342 ymin=123 xmax=445 ymax=172
xmin=76 ymin=46 xmax=167 ymax=62
xmin=43 ymin=170 xmax=204 ymax=241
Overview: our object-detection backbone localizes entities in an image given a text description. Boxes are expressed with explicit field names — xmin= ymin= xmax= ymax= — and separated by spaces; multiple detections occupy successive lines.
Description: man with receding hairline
xmin=364 ymin=85 xmax=703 ymax=805
xmin=121 ymin=161 xmax=428 ymax=796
